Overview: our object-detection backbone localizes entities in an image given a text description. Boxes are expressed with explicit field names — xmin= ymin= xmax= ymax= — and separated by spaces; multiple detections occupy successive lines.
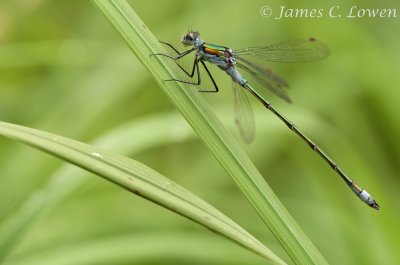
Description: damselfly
xmin=151 ymin=31 xmax=380 ymax=210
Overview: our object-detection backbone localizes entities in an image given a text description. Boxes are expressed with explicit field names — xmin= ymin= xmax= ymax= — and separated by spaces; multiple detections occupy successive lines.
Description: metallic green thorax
xmin=203 ymin=43 xmax=227 ymax=51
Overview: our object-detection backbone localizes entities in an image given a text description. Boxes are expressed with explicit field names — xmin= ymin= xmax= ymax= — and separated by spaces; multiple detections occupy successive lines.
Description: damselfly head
xmin=182 ymin=31 xmax=200 ymax=46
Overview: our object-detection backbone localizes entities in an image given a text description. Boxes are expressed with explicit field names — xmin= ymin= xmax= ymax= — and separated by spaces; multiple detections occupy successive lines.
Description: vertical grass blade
xmin=90 ymin=1 xmax=329 ymax=264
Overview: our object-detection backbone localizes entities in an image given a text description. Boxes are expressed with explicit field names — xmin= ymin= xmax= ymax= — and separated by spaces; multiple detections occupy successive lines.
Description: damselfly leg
xmin=152 ymin=41 xmax=219 ymax=92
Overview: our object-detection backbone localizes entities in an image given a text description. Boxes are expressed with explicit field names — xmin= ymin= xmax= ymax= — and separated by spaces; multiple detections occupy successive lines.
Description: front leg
xmin=154 ymin=41 xmax=197 ymax=78
xmin=150 ymin=41 xmax=196 ymax=60
xmin=159 ymin=41 xmax=181 ymax=55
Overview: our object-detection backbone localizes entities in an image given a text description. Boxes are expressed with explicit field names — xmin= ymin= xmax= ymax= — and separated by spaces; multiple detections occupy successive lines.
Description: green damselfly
xmin=151 ymin=31 xmax=380 ymax=210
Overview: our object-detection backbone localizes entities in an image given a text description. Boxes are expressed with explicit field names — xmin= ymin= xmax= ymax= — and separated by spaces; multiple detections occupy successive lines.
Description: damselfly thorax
xmin=198 ymin=43 xmax=247 ymax=86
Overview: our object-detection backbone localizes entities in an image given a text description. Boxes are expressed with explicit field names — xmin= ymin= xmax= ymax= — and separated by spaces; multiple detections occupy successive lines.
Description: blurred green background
xmin=0 ymin=0 xmax=399 ymax=264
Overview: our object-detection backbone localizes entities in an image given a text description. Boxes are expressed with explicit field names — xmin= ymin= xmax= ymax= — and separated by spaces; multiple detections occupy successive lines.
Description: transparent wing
xmin=236 ymin=57 xmax=291 ymax=103
xmin=235 ymin=38 xmax=330 ymax=63
xmin=232 ymin=82 xmax=255 ymax=144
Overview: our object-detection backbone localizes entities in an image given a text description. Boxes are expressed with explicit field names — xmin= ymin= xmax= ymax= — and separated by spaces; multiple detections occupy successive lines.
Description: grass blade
xmin=0 ymin=121 xmax=286 ymax=265
xmin=90 ymin=1 xmax=329 ymax=264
